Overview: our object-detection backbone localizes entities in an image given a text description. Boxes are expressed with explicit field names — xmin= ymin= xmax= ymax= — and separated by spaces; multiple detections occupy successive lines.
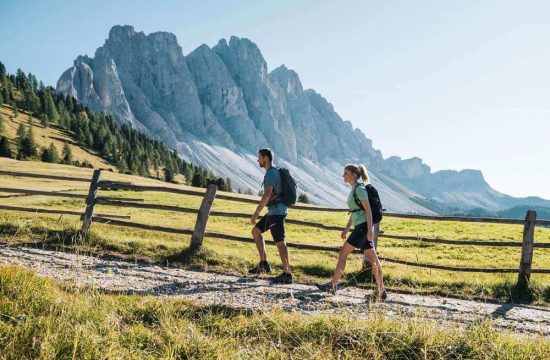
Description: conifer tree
xmin=62 ymin=142 xmax=73 ymax=164
xmin=0 ymin=136 xmax=12 ymax=158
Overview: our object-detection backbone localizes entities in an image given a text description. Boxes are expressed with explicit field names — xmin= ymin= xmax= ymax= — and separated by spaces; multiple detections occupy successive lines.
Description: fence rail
xmin=3 ymin=169 xmax=549 ymax=225
xmin=1 ymin=169 xmax=549 ymax=287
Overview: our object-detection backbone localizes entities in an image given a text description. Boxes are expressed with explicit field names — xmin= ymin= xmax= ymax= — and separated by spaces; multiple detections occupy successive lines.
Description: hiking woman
xmin=316 ymin=164 xmax=387 ymax=301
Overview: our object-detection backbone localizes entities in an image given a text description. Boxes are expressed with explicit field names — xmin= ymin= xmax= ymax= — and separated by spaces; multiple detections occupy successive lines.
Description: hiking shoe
xmin=316 ymin=282 xmax=337 ymax=295
xmin=271 ymin=272 xmax=293 ymax=284
xmin=366 ymin=289 xmax=388 ymax=302
xmin=248 ymin=261 xmax=272 ymax=274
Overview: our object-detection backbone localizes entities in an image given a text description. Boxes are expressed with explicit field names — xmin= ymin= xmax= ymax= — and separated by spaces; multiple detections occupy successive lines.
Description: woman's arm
xmin=360 ymin=199 xmax=374 ymax=241
xmin=341 ymin=215 xmax=353 ymax=239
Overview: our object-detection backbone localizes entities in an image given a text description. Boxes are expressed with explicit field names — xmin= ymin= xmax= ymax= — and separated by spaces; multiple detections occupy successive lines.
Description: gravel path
xmin=0 ymin=243 xmax=548 ymax=336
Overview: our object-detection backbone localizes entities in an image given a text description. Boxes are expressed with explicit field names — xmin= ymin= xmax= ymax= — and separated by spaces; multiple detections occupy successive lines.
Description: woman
xmin=316 ymin=164 xmax=387 ymax=301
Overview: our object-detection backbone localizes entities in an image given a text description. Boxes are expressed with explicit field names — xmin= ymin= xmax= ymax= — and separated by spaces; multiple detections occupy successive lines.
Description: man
xmin=249 ymin=148 xmax=292 ymax=284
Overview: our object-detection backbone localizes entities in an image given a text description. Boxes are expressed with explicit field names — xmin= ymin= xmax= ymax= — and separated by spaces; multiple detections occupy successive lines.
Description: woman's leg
xmin=362 ymin=223 xmax=380 ymax=269
xmin=363 ymin=248 xmax=385 ymax=292
xmin=330 ymin=243 xmax=356 ymax=286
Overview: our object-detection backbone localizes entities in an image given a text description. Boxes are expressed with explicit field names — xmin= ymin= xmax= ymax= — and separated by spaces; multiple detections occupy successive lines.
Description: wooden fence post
xmin=81 ymin=169 xmax=101 ymax=235
xmin=190 ymin=184 xmax=217 ymax=247
xmin=517 ymin=210 xmax=537 ymax=287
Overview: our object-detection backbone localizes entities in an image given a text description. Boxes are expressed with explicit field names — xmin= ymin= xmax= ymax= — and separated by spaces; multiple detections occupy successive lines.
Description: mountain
xmin=56 ymin=25 xmax=550 ymax=212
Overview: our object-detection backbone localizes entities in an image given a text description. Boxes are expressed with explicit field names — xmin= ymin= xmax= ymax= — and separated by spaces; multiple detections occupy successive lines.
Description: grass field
xmin=1 ymin=157 xmax=549 ymax=304
xmin=1 ymin=265 xmax=548 ymax=359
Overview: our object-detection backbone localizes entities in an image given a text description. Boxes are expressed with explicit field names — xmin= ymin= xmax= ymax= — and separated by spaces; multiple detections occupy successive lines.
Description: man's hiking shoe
xmin=366 ymin=288 xmax=388 ymax=302
xmin=316 ymin=282 xmax=337 ymax=295
xmin=248 ymin=261 xmax=272 ymax=274
xmin=271 ymin=272 xmax=293 ymax=284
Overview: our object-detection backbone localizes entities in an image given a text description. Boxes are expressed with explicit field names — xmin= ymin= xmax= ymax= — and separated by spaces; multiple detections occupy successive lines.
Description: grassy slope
xmin=0 ymin=105 xmax=114 ymax=170
xmin=1 ymin=265 xmax=548 ymax=359
xmin=1 ymin=157 xmax=549 ymax=304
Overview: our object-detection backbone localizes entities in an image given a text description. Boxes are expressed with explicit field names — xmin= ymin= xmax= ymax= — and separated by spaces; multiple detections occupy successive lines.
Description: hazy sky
xmin=1 ymin=0 xmax=548 ymax=199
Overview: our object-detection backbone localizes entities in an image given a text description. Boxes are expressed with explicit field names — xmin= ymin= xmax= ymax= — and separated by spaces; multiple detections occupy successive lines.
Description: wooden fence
xmin=1 ymin=169 xmax=549 ymax=288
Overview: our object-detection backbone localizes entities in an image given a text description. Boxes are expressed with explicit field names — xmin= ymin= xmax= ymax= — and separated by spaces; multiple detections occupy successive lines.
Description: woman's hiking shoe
xmin=248 ymin=261 xmax=272 ymax=274
xmin=271 ymin=272 xmax=293 ymax=284
xmin=316 ymin=282 xmax=337 ymax=295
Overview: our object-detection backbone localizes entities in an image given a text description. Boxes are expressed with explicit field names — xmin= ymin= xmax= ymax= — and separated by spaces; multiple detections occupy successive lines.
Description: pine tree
xmin=40 ymin=113 xmax=49 ymax=127
xmin=44 ymin=88 xmax=59 ymax=123
xmin=18 ymin=137 xmax=36 ymax=160
xmin=164 ymin=166 xmax=175 ymax=183
xmin=13 ymin=104 xmax=18 ymax=118
xmin=16 ymin=123 xmax=26 ymax=148
xmin=298 ymin=193 xmax=310 ymax=204
xmin=0 ymin=91 xmax=4 ymax=105
xmin=0 ymin=62 xmax=6 ymax=84
xmin=27 ymin=120 xmax=36 ymax=152
xmin=0 ymin=136 xmax=12 ymax=158
xmin=2 ymin=85 xmax=9 ymax=104
xmin=23 ymin=87 xmax=40 ymax=114
xmin=41 ymin=143 xmax=59 ymax=163
xmin=192 ymin=173 xmax=205 ymax=188
xmin=62 ymin=142 xmax=73 ymax=164
xmin=117 ymin=158 xmax=129 ymax=173
xmin=0 ymin=112 xmax=4 ymax=135
xmin=226 ymin=178 xmax=233 ymax=192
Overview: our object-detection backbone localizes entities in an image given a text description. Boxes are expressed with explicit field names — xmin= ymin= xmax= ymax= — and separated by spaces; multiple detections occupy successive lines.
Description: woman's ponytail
xmin=345 ymin=164 xmax=370 ymax=183
xmin=358 ymin=164 xmax=370 ymax=183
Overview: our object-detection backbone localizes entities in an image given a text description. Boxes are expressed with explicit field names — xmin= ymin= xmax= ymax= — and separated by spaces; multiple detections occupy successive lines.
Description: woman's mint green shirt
xmin=346 ymin=185 xmax=369 ymax=227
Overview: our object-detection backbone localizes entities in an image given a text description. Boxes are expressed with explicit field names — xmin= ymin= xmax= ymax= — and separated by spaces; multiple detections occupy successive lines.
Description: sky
xmin=1 ymin=0 xmax=549 ymax=199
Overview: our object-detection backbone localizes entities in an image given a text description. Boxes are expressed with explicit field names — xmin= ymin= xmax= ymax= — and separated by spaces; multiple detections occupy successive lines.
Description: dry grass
xmin=0 ymin=265 xmax=548 ymax=359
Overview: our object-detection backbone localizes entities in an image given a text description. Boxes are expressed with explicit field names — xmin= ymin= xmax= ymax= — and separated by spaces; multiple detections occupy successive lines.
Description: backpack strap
xmin=349 ymin=183 xmax=365 ymax=214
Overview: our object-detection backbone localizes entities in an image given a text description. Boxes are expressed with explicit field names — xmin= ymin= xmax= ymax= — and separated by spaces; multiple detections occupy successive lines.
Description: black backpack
xmin=266 ymin=167 xmax=297 ymax=207
xmin=277 ymin=167 xmax=297 ymax=207
xmin=353 ymin=183 xmax=383 ymax=224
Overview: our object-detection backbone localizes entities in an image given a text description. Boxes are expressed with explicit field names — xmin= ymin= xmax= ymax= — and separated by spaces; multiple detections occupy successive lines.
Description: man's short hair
xmin=258 ymin=148 xmax=273 ymax=161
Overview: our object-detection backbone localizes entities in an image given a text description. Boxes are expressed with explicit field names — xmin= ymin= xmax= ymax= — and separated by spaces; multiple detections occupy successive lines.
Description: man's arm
xmin=251 ymin=185 xmax=273 ymax=224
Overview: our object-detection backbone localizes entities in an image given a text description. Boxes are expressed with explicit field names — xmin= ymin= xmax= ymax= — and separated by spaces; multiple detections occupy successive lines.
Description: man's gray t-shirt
xmin=264 ymin=167 xmax=288 ymax=216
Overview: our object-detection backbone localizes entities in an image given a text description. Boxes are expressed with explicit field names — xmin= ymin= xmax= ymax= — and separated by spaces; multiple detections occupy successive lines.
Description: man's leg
xmin=275 ymin=241 xmax=290 ymax=273
xmin=252 ymin=226 xmax=267 ymax=261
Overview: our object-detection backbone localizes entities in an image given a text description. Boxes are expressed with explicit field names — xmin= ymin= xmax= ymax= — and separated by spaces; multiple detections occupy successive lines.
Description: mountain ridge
xmin=56 ymin=25 xmax=550 ymax=212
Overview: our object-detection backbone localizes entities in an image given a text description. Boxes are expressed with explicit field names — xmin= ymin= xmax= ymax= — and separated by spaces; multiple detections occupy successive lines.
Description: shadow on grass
xmin=491 ymin=280 xmax=542 ymax=304
xmin=293 ymin=263 xmax=334 ymax=278
xmin=0 ymin=222 xmax=93 ymax=247
xmin=163 ymin=244 xmax=222 ymax=268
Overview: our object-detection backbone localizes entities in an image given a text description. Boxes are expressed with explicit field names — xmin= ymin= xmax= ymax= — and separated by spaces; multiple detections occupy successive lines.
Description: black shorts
xmin=254 ymin=215 xmax=286 ymax=242
xmin=346 ymin=222 xmax=374 ymax=251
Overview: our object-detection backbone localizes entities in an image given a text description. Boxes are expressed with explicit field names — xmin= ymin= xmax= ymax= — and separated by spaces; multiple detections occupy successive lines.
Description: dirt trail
xmin=0 ymin=243 xmax=548 ymax=336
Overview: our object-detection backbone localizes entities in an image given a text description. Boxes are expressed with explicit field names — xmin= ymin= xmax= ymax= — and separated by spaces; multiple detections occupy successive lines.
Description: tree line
xmin=0 ymin=62 xmax=232 ymax=191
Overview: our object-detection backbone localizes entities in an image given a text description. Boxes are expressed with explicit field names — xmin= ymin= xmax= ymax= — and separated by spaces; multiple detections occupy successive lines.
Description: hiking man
xmin=249 ymin=148 xmax=293 ymax=284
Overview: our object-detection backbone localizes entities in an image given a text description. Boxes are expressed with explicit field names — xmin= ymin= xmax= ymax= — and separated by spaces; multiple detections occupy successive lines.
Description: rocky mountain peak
xmin=270 ymin=65 xmax=304 ymax=94
xmin=108 ymin=25 xmax=137 ymax=42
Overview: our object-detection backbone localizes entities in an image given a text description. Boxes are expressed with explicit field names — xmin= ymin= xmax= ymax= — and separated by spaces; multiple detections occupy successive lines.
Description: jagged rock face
xmin=185 ymin=44 xmax=266 ymax=151
xmin=56 ymin=25 xmax=540 ymax=212
xmin=213 ymin=37 xmax=298 ymax=162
